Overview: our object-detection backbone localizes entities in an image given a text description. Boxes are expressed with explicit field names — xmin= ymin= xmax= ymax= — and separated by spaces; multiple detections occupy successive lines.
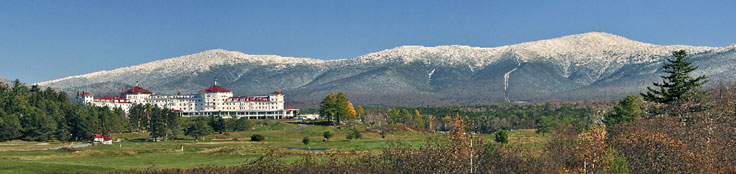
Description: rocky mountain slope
xmin=37 ymin=32 xmax=736 ymax=108
xmin=0 ymin=77 xmax=12 ymax=85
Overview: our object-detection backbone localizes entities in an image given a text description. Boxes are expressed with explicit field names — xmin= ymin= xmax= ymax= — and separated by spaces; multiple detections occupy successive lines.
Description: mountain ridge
xmin=36 ymin=32 xmax=736 ymax=108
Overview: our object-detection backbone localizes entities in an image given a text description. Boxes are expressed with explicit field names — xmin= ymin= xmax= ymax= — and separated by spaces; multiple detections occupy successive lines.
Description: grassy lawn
xmin=0 ymin=120 xmax=549 ymax=173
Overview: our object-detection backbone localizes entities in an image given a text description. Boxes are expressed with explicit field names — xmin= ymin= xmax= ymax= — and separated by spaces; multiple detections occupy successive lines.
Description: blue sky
xmin=1 ymin=0 xmax=734 ymax=83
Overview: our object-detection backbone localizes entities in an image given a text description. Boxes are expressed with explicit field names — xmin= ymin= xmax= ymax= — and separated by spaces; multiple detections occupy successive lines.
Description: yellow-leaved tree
xmin=346 ymin=101 xmax=357 ymax=120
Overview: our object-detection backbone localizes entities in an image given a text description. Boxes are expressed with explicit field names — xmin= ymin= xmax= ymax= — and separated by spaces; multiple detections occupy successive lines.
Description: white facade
xmin=76 ymin=81 xmax=297 ymax=119
xmin=75 ymin=92 xmax=132 ymax=112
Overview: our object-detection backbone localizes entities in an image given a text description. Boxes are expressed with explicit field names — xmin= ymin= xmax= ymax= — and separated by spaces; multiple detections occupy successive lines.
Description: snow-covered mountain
xmin=37 ymin=32 xmax=736 ymax=107
xmin=0 ymin=77 xmax=12 ymax=85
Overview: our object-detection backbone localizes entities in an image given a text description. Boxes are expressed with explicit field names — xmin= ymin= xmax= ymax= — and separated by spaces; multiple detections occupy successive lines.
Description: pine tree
xmin=604 ymin=94 xmax=643 ymax=127
xmin=495 ymin=129 xmax=509 ymax=144
xmin=215 ymin=116 xmax=226 ymax=134
xmin=186 ymin=117 xmax=213 ymax=141
xmin=0 ymin=111 xmax=21 ymax=141
xmin=149 ymin=106 xmax=170 ymax=141
xmin=166 ymin=110 xmax=181 ymax=138
xmin=642 ymin=50 xmax=708 ymax=116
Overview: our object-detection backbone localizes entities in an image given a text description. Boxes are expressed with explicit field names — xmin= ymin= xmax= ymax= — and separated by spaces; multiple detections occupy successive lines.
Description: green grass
xmin=0 ymin=120 xmax=550 ymax=173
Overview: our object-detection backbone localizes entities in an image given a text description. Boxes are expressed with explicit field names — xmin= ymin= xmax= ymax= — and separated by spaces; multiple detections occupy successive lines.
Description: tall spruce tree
xmin=641 ymin=50 xmax=708 ymax=116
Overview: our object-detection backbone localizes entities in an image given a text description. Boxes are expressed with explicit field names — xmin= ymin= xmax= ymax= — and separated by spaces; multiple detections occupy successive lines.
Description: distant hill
xmin=37 ymin=32 xmax=736 ymax=108
xmin=0 ymin=77 xmax=13 ymax=85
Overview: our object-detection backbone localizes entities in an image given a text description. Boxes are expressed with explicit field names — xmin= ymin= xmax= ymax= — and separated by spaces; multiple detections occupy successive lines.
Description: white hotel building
xmin=75 ymin=81 xmax=297 ymax=119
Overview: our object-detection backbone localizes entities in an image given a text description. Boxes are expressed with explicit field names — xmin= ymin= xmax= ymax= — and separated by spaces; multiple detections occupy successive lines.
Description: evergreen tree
xmin=215 ymin=116 xmax=226 ymax=134
xmin=208 ymin=116 xmax=226 ymax=134
xmin=21 ymin=108 xmax=57 ymax=141
xmin=0 ymin=111 xmax=21 ymax=141
xmin=642 ymin=50 xmax=708 ymax=116
xmin=604 ymin=94 xmax=643 ymax=127
xmin=186 ymin=117 xmax=213 ymax=140
xmin=129 ymin=104 xmax=148 ymax=131
xmin=110 ymin=107 xmax=129 ymax=134
xmin=149 ymin=106 xmax=169 ymax=141
xmin=535 ymin=116 xmax=554 ymax=136
xmin=68 ymin=105 xmax=96 ymax=141
xmin=166 ymin=111 xmax=181 ymax=138
xmin=495 ymin=129 xmax=509 ymax=144
xmin=228 ymin=117 xmax=252 ymax=131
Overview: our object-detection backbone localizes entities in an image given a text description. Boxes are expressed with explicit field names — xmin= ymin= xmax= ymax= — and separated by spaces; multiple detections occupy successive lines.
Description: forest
xmin=0 ymin=79 xmax=184 ymax=142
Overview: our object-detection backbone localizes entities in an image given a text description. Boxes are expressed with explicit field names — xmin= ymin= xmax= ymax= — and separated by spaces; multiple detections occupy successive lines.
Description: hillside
xmin=37 ymin=32 xmax=736 ymax=108
xmin=0 ymin=77 xmax=16 ymax=86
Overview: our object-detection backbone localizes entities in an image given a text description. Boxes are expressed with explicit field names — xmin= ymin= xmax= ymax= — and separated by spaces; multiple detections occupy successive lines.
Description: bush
xmin=302 ymin=136 xmax=310 ymax=145
xmin=323 ymin=131 xmax=334 ymax=141
xmin=494 ymin=129 xmax=509 ymax=144
xmin=251 ymin=134 xmax=265 ymax=141
xmin=346 ymin=129 xmax=362 ymax=141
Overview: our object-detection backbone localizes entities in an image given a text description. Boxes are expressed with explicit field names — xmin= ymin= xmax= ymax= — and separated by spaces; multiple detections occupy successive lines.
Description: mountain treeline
xmin=0 ymin=80 xmax=180 ymax=142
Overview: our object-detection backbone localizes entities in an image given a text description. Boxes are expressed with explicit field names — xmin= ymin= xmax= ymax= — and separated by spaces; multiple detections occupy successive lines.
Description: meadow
xmin=0 ymin=119 xmax=549 ymax=173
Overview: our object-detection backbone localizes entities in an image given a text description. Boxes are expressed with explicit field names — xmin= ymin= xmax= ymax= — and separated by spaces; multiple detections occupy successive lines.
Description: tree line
xmin=0 ymin=80 xmax=181 ymax=142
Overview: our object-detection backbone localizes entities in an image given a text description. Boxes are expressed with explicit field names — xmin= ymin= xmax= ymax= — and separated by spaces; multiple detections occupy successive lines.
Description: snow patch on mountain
xmin=36 ymin=31 xmax=732 ymax=102
xmin=37 ymin=49 xmax=327 ymax=86
xmin=349 ymin=32 xmax=719 ymax=69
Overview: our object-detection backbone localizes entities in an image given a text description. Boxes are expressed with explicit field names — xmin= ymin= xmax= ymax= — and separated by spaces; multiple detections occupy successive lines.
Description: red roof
xmin=227 ymin=96 xmax=269 ymax=102
xmin=77 ymin=92 xmax=93 ymax=96
xmin=104 ymin=137 xmax=111 ymax=140
xmin=199 ymin=85 xmax=231 ymax=93
xmin=122 ymin=86 xmax=153 ymax=94
xmin=94 ymin=134 xmax=103 ymax=138
xmin=285 ymin=106 xmax=294 ymax=110
xmin=270 ymin=91 xmax=283 ymax=95
xmin=93 ymin=96 xmax=130 ymax=103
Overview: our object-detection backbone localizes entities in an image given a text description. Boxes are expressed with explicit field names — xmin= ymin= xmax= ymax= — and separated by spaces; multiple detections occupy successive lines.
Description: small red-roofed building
xmin=93 ymin=134 xmax=104 ymax=144
xmin=103 ymin=136 xmax=113 ymax=144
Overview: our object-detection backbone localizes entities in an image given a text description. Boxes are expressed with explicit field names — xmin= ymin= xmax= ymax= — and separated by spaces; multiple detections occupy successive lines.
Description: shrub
xmin=607 ymin=148 xmax=629 ymax=174
xmin=251 ymin=134 xmax=265 ymax=141
xmin=494 ymin=129 xmax=509 ymax=144
xmin=346 ymin=129 xmax=362 ymax=141
xmin=323 ymin=131 xmax=334 ymax=141
xmin=302 ymin=136 xmax=310 ymax=145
